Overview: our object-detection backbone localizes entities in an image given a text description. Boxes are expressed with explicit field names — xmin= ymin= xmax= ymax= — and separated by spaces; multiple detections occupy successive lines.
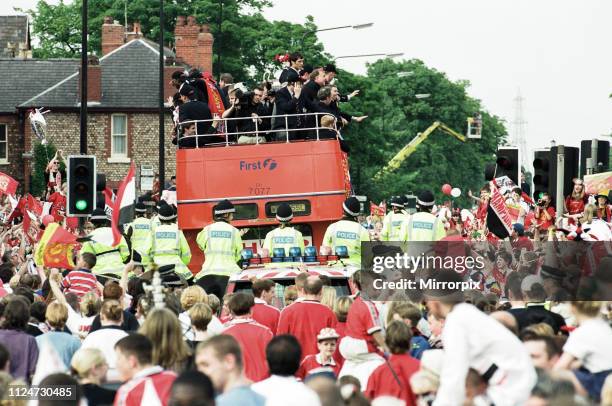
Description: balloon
xmin=451 ymin=188 xmax=461 ymax=198
xmin=42 ymin=215 xmax=55 ymax=226
xmin=441 ymin=184 xmax=452 ymax=195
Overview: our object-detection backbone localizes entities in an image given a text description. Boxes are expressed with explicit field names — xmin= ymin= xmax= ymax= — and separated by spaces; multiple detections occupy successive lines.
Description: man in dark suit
xmin=298 ymin=69 xmax=326 ymax=134
xmin=279 ymin=52 xmax=304 ymax=84
xmin=508 ymin=277 xmax=566 ymax=334
xmin=272 ymin=71 xmax=302 ymax=141
xmin=178 ymin=84 xmax=219 ymax=148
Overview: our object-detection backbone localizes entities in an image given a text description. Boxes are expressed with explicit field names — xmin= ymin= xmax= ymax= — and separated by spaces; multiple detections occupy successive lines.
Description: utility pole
xmin=80 ymin=0 xmax=88 ymax=154
xmin=158 ymin=0 xmax=165 ymax=193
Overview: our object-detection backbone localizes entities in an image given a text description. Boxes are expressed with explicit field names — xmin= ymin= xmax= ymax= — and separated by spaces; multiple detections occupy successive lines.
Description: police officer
xmin=80 ymin=208 xmax=130 ymax=280
xmin=125 ymin=202 xmax=153 ymax=268
xmin=148 ymin=204 xmax=193 ymax=282
xmin=322 ymin=196 xmax=370 ymax=267
xmin=380 ymin=196 xmax=410 ymax=241
xmin=399 ymin=190 xmax=446 ymax=242
xmin=263 ymin=203 xmax=305 ymax=256
xmin=195 ymin=199 xmax=243 ymax=298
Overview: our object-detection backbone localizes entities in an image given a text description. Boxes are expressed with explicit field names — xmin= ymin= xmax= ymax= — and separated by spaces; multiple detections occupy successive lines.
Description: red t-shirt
xmin=277 ymin=300 xmax=337 ymax=359
xmin=47 ymin=192 xmax=66 ymax=222
xmin=296 ymin=353 xmax=344 ymax=380
xmin=345 ymin=296 xmax=382 ymax=353
xmin=537 ymin=206 xmax=556 ymax=231
xmin=61 ymin=269 xmax=99 ymax=298
xmin=512 ymin=236 xmax=534 ymax=252
xmin=223 ymin=318 xmax=273 ymax=382
xmin=252 ymin=299 xmax=281 ymax=335
xmin=114 ymin=367 xmax=176 ymax=406
xmin=565 ymin=195 xmax=588 ymax=216
xmin=365 ymin=353 xmax=420 ymax=406
xmin=335 ymin=322 xmax=347 ymax=339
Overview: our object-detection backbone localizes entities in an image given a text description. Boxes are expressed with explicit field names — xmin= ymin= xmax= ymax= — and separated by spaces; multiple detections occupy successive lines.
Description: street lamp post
xmin=335 ymin=52 xmax=404 ymax=60
xmin=158 ymin=0 xmax=165 ymax=193
xmin=300 ymin=22 xmax=373 ymax=47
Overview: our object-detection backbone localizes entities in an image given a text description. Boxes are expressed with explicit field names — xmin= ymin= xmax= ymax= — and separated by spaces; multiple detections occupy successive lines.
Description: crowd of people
xmin=0 ymin=59 xmax=611 ymax=404
xmin=170 ymin=52 xmax=367 ymax=148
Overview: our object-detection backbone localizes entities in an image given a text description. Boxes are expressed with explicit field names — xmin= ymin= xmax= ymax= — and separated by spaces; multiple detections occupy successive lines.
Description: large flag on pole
xmin=34 ymin=223 xmax=77 ymax=269
xmin=112 ymin=163 xmax=135 ymax=246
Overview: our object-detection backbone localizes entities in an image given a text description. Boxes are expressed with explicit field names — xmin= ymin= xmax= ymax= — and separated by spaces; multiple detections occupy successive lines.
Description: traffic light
xmin=532 ymin=149 xmax=551 ymax=201
xmin=550 ymin=146 xmax=579 ymax=201
xmin=580 ymin=140 xmax=610 ymax=177
xmin=67 ymin=156 xmax=96 ymax=216
xmin=96 ymin=173 xmax=106 ymax=210
xmin=495 ymin=147 xmax=520 ymax=185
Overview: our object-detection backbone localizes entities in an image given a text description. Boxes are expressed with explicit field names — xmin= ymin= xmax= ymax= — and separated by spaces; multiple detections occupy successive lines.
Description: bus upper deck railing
xmin=177 ymin=112 xmax=341 ymax=148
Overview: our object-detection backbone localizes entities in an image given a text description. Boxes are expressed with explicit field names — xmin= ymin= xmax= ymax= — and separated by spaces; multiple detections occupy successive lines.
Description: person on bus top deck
xmin=594 ymin=189 xmax=611 ymax=222
xmin=263 ymin=203 xmax=305 ymax=258
xmin=147 ymin=204 xmax=193 ymax=283
xmin=80 ymin=208 xmax=130 ymax=280
xmin=322 ymin=197 xmax=370 ymax=268
xmin=564 ymin=178 xmax=588 ymax=221
xmin=195 ymin=199 xmax=243 ymax=299
xmin=380 ymin=196 xmax=411 ymax=242
xmin=177 ymin=84 xmax=220 ymax=148
xmin=398 ymin=190 xmax=446 ymax=242
xmin=124 ymin=202 xmax=153 ymax=269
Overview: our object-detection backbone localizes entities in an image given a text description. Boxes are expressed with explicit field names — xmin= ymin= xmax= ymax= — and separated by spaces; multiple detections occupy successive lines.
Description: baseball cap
xmin=317 ymin=328 xmax=340 ymax=341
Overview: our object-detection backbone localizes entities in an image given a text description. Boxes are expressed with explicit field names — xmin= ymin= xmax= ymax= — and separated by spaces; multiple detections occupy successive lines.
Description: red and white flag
xmin=0 ymin=172 xmax=18 ymax=196
xmin=103 ymin=187 xmax=115 ymax=219
xmin=112 ymin=164 xmax=135 ymax=246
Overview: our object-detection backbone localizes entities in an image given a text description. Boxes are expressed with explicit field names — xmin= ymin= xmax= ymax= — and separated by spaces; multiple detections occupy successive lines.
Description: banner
xmin=0 ymin=172 xmax=18 ymax=196
xmin=487 ymin=180 xmax=513 ymax=238
xmin=584 ymin=171 xmax=612 ymax=195
xmin=35 ymin=223 xmax=77 ymax=269
xmin=370 ymin=202 xmax=385 ymax=217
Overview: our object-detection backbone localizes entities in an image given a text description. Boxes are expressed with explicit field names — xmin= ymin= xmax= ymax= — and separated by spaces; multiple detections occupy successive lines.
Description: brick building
xmin=0 ymin=15 xmax=213 ymax=192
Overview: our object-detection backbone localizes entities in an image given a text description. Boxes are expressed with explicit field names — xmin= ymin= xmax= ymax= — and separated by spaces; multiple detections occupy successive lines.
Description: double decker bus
xmin=175 ymin=113 xmax=352 ymax=278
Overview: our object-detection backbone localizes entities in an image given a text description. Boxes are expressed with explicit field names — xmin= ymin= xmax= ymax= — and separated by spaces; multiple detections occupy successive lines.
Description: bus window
xmin=213 ymin=203 xmax=258 ymax=220
xmin=265 ymin=200 xmax=311 ymax=218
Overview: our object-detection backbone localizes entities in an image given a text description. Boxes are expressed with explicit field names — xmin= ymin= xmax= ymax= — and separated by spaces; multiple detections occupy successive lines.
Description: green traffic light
xmin=76 ymin=200 xmax=87 ymax=211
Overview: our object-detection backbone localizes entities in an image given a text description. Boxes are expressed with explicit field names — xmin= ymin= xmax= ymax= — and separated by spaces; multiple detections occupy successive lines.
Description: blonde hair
xmin=320 ymin=286 xmax=337 ymax=309
xmin=70 ymin=348 xmax=106 ymax=379
xmin=320 ymin=115 xmax=336 ymax=129
xmin=583 ymin=204 xmax=596 ymax=223
xmin=284 ymin=285 xmax=298 ymax=305
xmin=180 ymin=286 xmax=208 ymax=311
xmin=45 ymin=302 xmax=68 ymax=330
xmin=572 ymin=301 xmax=603 ymax=318
xmin=188 ymin=303 xmax=213 ymax=331
xmin=80 ymin=291 xmax=101 ymax=317
xmin=522 ymin=322 xmax=554 ymax=337
xmin=333 ymin=296 xmax=353 ymax=322
xmin=139 ymin=308 xmax=191 ymax=371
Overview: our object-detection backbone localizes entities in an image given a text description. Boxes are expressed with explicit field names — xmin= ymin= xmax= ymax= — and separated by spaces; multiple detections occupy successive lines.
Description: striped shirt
xmin=61 ymin=269 xmax=98 ymax=297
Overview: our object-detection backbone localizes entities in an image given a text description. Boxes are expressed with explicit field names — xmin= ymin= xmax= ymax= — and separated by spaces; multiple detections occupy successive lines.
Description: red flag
xmin=21 ymin=210 xmax=39 ymax=244
xmin=26 ymin=194 xmax=43 ymax=218
xmin=370 ymin=202 xmax=385 ymax=217
xmin=112 ymin=164 xmax=135 ymax=246
xmin=521 ymin=191 xmax=534 ymax=205
xmin=0 ymin=172 xmax=18 ymax=196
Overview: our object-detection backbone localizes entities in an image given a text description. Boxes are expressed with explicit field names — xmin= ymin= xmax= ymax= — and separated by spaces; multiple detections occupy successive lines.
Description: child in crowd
xmin=297 ymin=328 xmax=343 ymax=380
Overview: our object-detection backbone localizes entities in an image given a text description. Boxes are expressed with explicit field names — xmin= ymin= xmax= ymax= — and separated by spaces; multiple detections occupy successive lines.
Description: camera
xmin=233 ymin=88 xmax=253 ymax=108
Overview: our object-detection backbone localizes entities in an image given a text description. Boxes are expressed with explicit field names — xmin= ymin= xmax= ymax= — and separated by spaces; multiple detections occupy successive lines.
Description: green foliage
xmin=338 ymin=58 xmax=507 ymax=204
xmin=31 ymin=141 xmax=57 ymax=197
xmin=25 ymin=0 xmax=83 ymax=58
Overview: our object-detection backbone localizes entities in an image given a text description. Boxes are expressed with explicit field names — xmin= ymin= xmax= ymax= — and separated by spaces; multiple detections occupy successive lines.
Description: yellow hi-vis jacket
xmin=195 ymin=221 xmax=243 ymax=279
xmin=399 ymin=211 xmax=446 ymax=242
xmin=149 ymin=223 xmax=193 ymax=280
xmin=323 ymin=219 xmax=370 ymax=267
xmin=126 ymin=217 xmax=153 ymax=266
xmin=381 ymin=211 xmax=411 ymax=241
xmin=263 ymin=226 xmax=305 ymax=256
xmin=80 ymin=227 xmax=130 ymax=277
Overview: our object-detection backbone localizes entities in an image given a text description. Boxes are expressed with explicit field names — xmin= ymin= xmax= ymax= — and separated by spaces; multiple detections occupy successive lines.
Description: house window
xmin=111 ymin=114 xmax=127 ymax=157
xmin=0 ymin=124 xmax=7 ymax=163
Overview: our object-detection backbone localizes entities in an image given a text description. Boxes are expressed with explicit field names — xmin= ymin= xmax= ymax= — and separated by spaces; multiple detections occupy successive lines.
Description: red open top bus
xmin=176 ymin=127 xmax=352 ymax=273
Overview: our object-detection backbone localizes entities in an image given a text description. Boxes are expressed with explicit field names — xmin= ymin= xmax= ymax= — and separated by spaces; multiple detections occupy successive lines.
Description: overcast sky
xmin=4 ymin=0 xmax=612 ymax=165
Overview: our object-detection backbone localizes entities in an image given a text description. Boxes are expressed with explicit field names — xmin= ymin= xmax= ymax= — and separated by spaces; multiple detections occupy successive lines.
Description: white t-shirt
xmin=251 ymin=375 xmax=321 ymax=406
xmin=65 ymin=305 xmax=95 ymax=340
xmin=81 ymin=327 xmax=128 ymax=382
xmin=179 ymin=311 xmax=224 ymax=340
xmin=563 ymin=317 xmax=612 ymax=373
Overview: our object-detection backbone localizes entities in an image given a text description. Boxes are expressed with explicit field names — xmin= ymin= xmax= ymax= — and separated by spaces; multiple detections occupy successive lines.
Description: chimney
xmin=78 ymin=55 xmax=102 ymax=104
xmin=174 ymin=16 xmax=214 ymax=73
xmin=101 ymin=16 xmax=124 ymax=55
xmin=126 ymin=21 xmax=143 ymax=42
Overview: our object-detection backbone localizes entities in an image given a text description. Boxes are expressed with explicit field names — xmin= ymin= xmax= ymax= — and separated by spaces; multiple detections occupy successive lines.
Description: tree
xmin=25 ymin=0 xmax=330 ymax=81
